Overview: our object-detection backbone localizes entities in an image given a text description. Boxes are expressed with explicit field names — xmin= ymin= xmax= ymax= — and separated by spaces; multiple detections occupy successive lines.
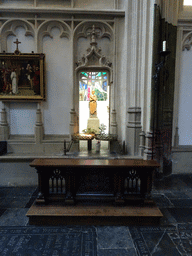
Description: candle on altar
xmin=163 ymin=41 xmax=166 ymax=51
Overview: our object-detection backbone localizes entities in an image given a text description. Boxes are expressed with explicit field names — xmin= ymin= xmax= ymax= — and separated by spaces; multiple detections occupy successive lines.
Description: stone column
xmin=70 ymin=109 xmax=77 ymax=135
xmin=70 ymin=109 xmax=79 ymax=151
xmin=139 ymin=130 xmax=145 ymax=156
xmin=111 ymin=109 xmax=117 ymax=135
xmin=172 ymin=27 xmax=183 ymax=148
xmin=110 ymin=18 xmax=118 ymax=136
xmin=0 ymin=106 xmax=9 ymax=141
xmin=126 ymin=107 xmax=142 ymax=155
xmin=71 ymin=18 xmax=78 ymax=137
xmin=144 ymin=131 xmax=154 ymax=160
xmin=35 ymin=103 xmax=44 ymax=144
xmin=125 ymin=0 xmax=156 ymax=156
xmin=173 ymin=127 xmax=179 ymax=147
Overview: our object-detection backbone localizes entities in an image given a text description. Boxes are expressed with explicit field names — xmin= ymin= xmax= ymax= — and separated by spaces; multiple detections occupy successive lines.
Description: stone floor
xmin=0 ymin=174 xmax=192 ymax=255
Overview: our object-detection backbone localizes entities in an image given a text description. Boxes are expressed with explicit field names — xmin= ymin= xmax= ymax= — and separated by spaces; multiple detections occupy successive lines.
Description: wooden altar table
xmin=30 ymin=158 xmax=160 ymax=205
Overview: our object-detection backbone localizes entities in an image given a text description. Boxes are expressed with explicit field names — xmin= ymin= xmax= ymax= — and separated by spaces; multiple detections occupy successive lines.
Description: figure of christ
xmin=89 ymin=90 xmax=97 ymax=117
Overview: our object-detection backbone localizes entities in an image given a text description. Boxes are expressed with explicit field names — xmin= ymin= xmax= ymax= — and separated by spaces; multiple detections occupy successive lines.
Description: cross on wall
xmin=14 ymin=38 xmax=21 ymax=53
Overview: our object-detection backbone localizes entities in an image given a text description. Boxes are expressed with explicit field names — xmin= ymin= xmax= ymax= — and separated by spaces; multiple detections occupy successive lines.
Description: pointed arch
xmin=0 ymin=19 xmax=35 ymax=52
xmin=182 ymin=31 xmax=192 ymax=51
xmin=37 ymin=20 xmax=71 ymax=52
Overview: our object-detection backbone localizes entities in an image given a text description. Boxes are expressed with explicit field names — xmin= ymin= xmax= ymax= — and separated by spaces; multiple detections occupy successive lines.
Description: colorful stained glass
xmin=81 ymin=72 xmax=88 ymax=77
xmin=79 ymin=71 xmax=108 ymax=101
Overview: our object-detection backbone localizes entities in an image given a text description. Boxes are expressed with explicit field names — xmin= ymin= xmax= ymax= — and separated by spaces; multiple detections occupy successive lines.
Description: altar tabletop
xmin=30 ymin=158 xmax=160 ymax=168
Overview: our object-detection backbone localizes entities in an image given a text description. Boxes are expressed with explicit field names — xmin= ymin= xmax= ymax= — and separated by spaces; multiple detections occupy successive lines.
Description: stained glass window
xmin=79 ymin=71 xmax=108 ymax=101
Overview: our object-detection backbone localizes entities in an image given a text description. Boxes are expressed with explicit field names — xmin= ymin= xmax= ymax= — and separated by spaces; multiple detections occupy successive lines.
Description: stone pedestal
xmin=87 ymin=118 xmax=100 ymax=133
xmin=0 ymin=108 xmax=9 ymax=141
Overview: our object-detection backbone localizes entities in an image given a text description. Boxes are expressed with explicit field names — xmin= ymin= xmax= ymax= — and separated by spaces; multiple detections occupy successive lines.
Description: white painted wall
xmin=178 ymin=49 xmax=192 ymax=145
xmin=9 ymin=103 xmax=36 ymax=135
xmin=1 ymin=0 xmax=34 ymax=7
xmin=116 ymin=18 xmax=127 ymax=142
xmin=6 ymin=27 xmax=36 ymax=135
xmin=75 ymin=0 xmax=115 ymax=9
xmin=5 ymin=26 xmax=72 ymax=135
xmin=42 ymin=28 xmax=72 ymax=135
xmin=7 ymin=27 xmax=35 ymax=53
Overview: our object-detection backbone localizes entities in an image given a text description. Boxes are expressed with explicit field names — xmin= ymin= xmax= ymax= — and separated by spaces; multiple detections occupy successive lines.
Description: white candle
xmin=163 ymin=41 xmax=166 ymax=51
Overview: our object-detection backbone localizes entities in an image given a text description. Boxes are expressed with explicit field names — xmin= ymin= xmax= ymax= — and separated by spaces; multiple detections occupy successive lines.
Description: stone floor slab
xmin=0 ymin=226 xmax=97 ymax=256
xmin=97 ymin=248 xmax=137 ymax=256
xmin=0 ymin=208 xmax=29 ymax=226
xmin=129 ymin=226 xmax=182 ymax=256
xmin=151 ymin=194 xmax=174 ymax=208
xmin=164 ymin=191 xmax=190 ymax=199
xmin=168 ymin=208 xmax=192 ymax=222
xmin=0 ymin=197 xmax=30 ymax=208
xmin=170 ymin=199 xmax=192 ymax=207
xmin=97 ymin=226 xmax=134 ymax=250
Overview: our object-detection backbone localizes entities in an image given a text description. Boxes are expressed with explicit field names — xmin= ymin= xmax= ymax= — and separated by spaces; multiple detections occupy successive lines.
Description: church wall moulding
xmin=182 ymin=30 xmax=192 ymax=51
xmin=0 ymin=0 xmax=124 ymax=13
xmin=73 ymin=22 xmax=115 ymax=136
xmin=0 ymin=8 xmax=122 ymax=153
xmin=75 ymin=24 xmax=113 ymax=70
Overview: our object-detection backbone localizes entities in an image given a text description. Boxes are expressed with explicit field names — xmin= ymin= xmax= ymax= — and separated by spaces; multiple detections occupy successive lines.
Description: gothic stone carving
xmin=75 ymin=23 xmax=113 ymax=69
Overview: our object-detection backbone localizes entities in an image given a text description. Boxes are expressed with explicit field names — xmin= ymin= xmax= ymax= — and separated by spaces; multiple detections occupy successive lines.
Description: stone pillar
xmin=109 ymin=109 xmax=118 ymax=153
xmin=144 ymin=131 xmax=153 ymax=160
xmin=35 ymin=103 xmax=44 ymax=144
xmin=110 ymin=109 xmax=117 ymax=135
xmin=126 ymin=107 xmax=142 ymax=156
xmin=173 ymin=127 xmax=179 ymax=147
xmin=70 ymin=109 xmax=79 ymax=151
xmin=70 ymin=109 xmax=77 ymax=135
xmin=125 ymin=1 xmax=153 ymax=156
xmin=0 ymin=107 xmax=9 ymax=141
xmin=139 ymin=131 xmax=145 ymax=156
xmin=172 ymin=26 xmax=183 ymax=148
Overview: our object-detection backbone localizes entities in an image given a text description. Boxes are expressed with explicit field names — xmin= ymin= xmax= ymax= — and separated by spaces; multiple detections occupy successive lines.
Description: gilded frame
xmin=0 ymin=53 xmax=45 ymax=101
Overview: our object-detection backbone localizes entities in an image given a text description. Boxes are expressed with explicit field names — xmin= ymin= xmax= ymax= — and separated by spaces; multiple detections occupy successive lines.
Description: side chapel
xmin=0 ymin=0 xmax=192 ymax=186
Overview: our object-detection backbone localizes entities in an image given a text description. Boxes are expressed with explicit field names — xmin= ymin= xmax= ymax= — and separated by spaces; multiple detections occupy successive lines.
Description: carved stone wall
xmin=0 ymin=1 xmax=125 ymax=155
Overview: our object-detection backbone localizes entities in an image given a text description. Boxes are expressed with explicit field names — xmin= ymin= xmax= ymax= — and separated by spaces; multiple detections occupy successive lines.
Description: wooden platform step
xmin=27 ymin=203 xmax=163 ymax=226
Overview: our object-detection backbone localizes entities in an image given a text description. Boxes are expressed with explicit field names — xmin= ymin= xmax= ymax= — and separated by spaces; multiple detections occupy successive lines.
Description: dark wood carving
xmin=30 ymin=159 xmax=160 ymax=205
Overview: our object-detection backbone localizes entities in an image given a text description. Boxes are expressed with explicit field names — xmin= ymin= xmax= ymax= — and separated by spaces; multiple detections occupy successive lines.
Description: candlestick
xmin=163 ymin=41 xmax=166 ymax=52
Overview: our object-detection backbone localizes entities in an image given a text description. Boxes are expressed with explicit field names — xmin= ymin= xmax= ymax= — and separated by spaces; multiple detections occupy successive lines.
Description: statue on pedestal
xmin=89 ymin=90 xmax=97 ymax=117
xmin=87 ymin=90 xmax=100 ymax=133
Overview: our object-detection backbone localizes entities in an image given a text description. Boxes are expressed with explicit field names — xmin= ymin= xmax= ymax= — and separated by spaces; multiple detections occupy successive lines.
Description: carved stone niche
xmin=73 ymin=22 xmax=114 ymax=136
xmin=75 ymin=23 xmax=113 ymax=69
xmin=0 ymin=19 xmax=35 ymax=53
xmin=182 ymin=30 xmax=192 ymax=51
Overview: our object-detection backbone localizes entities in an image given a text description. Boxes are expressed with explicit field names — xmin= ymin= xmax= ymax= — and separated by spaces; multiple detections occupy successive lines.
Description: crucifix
xmin=14 ymin=38 xmax=21 ymax=54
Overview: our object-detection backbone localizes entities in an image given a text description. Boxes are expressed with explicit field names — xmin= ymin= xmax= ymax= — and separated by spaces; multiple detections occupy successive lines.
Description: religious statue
xmin=11 ymin=69 xmax=18 ymax=94
xmin=89 ymin=90 xmax=97 ymax=117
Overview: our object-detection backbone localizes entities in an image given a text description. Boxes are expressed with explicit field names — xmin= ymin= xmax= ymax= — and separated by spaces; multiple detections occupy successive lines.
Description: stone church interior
xmin=1 ymin=0 xmax=192 ymax=255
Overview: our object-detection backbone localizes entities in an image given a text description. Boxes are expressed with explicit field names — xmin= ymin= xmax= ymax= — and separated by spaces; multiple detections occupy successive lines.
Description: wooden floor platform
xmin=27 ymin=202 xmax=163 ymax=226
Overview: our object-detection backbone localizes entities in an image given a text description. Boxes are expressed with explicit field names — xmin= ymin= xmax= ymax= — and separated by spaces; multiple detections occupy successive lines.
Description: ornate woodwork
xmin=30 ymin=158 xmax=160 ymax=205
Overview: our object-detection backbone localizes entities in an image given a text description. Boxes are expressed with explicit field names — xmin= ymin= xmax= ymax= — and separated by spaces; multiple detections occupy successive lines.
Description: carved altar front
xmin=30 ymin=158 xmax=160 ymax=205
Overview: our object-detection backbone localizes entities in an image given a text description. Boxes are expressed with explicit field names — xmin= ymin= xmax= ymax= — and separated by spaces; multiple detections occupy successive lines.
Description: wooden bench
xmin=30 ymin=158 xmax=160 ymax=205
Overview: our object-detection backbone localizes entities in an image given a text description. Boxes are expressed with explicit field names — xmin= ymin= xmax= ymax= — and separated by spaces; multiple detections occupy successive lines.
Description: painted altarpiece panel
xmin=0 ymin=53 xmax=45 ymax=101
